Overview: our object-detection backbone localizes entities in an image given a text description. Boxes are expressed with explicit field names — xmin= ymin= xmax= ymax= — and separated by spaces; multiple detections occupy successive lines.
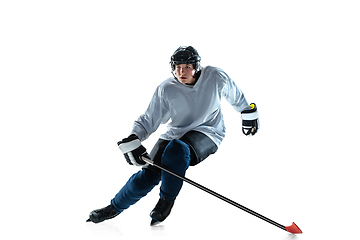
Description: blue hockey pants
xmin=111 ymin=139 xmax=192 ymax=213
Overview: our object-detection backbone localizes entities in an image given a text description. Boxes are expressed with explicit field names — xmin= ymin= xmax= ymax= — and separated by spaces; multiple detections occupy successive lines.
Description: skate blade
xmin=150 ymin=219 xmax=161 ymax=226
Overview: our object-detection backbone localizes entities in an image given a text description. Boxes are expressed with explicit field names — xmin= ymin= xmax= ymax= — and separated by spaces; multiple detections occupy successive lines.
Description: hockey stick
xmin=141 ymin=156 xmax=302 ymax=234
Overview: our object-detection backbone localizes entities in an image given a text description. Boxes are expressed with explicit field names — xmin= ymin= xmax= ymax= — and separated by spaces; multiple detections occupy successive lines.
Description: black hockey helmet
xmin=170 ymin=46 xmax=201 ymax=72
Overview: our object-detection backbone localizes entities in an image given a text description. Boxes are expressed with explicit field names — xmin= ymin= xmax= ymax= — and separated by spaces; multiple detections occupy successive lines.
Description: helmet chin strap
xmin=171 ymin=71 xmax=177 ymax=79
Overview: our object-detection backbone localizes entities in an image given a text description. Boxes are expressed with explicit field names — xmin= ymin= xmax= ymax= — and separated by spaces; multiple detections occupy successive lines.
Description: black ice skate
xmin=86 ymin=204 xmax=120 ymax=223
xmin=150 ymin=198 xmax=174 ymax=226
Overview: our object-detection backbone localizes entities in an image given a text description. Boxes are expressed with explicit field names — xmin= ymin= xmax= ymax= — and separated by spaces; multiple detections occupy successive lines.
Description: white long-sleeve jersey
xmin=131 ymin=66 xmax=250 ymax=147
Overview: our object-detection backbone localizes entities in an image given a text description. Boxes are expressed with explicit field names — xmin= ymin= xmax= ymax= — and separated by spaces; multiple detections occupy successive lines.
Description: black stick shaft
xmin=151 ymin=161 xmax=287 ymax=231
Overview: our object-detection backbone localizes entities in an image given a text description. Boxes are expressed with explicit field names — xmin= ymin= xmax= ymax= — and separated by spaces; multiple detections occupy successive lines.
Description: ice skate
xmin=150 ymin=198 xmax=174 ymax=226
xmin=86 ymin=204 xmax=120 ymax=223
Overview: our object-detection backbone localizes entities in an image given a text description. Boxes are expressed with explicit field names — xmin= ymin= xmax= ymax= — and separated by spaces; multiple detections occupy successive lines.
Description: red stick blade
xmin=285 ymin=222 xmax=302 ymax=234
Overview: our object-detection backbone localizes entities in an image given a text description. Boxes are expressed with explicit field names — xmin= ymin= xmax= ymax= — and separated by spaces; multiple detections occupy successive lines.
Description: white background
xmin=1 ymin=1 xmax=359 ymax=239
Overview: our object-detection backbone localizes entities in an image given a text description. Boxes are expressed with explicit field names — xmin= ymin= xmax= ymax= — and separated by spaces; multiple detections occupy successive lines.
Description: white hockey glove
xmin=241 ymin=103 xmax=259 ymax=136
xmin=117 ymin=134 xmax=148 ymax=166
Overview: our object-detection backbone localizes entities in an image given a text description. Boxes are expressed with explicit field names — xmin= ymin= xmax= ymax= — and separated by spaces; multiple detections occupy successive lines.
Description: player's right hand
xmin=117 ymin=134 xmax=148 ymax=166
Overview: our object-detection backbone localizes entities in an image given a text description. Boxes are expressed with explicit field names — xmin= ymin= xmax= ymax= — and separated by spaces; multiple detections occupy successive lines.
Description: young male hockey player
xmin=87 ymin=46 xmax=259 ymax=226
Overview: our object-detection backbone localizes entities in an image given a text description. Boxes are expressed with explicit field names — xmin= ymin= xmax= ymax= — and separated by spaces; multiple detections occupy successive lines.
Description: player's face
xmin=175 ymin=64 xmax=196 ymax=85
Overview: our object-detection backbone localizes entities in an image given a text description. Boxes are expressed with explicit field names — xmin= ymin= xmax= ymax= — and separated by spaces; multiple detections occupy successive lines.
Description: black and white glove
xmin=117 ymin=134 xmax=149 ymax=166
xmin=241 ymin=103 xmax=259 ymax=136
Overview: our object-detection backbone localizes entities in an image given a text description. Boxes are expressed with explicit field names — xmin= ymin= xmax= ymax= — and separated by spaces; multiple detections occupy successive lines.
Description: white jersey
xmin=131 ymin=66 xmax=250 ymax=146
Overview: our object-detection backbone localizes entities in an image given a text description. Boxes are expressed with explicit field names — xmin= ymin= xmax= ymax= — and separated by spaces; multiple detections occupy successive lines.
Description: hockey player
xmin=87 ymin=46 xmax=259 ymax=226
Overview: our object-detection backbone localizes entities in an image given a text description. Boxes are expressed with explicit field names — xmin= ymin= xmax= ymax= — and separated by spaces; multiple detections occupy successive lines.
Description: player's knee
xmin=162 ymin=139 xmax=191 ymax=166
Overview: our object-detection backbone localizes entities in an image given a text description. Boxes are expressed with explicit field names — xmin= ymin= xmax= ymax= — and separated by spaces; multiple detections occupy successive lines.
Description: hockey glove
xmin=241 ymin=103 xmax=259 ymax=136
xmin=117 ymin=134 xmax=148 ymax=166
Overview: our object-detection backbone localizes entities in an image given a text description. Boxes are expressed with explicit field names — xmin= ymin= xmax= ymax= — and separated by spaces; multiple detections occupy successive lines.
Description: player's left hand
xmin=241 ymin=103 xmax=259 ymax=136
